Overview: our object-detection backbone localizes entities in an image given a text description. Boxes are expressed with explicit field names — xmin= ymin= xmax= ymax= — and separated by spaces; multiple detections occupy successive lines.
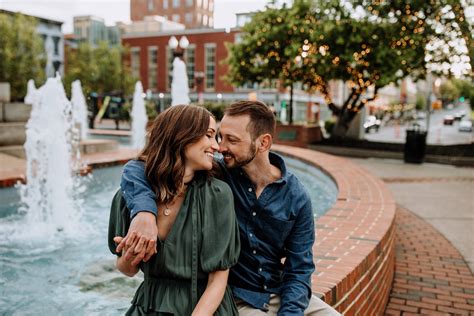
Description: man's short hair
xmin=224 ymin=100 xmax=276 ymax=140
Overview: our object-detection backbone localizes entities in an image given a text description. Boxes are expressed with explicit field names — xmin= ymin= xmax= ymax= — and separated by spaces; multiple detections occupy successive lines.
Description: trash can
xmin=404 ymin=124 xmax=427 ymax=163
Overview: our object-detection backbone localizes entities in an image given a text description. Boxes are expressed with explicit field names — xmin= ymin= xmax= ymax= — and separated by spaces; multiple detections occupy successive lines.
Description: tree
xmin=226 ymin=1 xmax=318 ymax=124
xmin=0 ymin=12 xmax=45 ymax=100
xmin=64 ymin=42 xmax=135 ymax=98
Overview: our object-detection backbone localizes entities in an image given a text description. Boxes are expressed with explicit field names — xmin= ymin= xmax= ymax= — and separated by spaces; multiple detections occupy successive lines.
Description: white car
xmin=458 ymin=120 xmax=472 ymax=132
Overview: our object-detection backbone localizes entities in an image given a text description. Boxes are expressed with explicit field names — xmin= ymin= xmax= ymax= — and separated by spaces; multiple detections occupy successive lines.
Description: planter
xmin=274 ymin=124 xmax=322 ymax=148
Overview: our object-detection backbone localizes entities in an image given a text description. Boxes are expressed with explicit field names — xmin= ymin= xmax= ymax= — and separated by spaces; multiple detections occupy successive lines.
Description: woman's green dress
xmin=108 ymin=176 xmax=240 ymax=315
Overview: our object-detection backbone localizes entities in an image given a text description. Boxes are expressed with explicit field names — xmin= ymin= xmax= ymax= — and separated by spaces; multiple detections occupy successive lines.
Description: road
xmin=365 ymin=103 xmax=473 ymax=145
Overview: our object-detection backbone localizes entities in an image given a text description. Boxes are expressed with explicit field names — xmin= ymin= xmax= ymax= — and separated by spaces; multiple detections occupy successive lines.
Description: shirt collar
xmin=269 ymin=151 xmax=288 ymax=184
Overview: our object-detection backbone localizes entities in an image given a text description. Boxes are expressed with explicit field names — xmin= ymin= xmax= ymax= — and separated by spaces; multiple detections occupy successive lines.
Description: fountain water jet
xmin=131 ymin=81 xmax=147 ymax=149
xmin=17 ymin=75 xmax=84 ymax=240
xmin=171 ymin=57 xmax=190 ymax=106
xmin=71 ymin=80 xmax=89 ymax=140
xmin=24 ymin=79 xmax=39 ymax=105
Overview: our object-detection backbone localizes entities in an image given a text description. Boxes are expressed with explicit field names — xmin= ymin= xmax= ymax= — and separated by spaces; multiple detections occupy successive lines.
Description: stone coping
xmin=272 ymin=144 xmax=397 ymax=314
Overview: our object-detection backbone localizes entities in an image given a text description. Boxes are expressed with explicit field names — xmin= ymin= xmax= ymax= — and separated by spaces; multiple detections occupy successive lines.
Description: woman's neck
xmin=183 ymin=167 xmax=195 ymax=184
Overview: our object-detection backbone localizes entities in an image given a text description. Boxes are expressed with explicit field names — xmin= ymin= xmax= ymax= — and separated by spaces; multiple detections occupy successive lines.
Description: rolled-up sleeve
xmin=279 ymin=198 xmax=315 ymax=315
xmin=120 ymin=160 xmax=157 ymax=218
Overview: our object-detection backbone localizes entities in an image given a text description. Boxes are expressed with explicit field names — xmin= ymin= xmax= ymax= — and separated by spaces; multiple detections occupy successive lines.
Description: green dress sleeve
xmin=200 ymin=179 xmax=241 ymax=273
xmin=108 ymin=189 xmax=131 ymax=256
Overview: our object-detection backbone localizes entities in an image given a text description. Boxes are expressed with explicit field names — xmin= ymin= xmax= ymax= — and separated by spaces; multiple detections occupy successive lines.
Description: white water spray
xmin=171 ymin=58 xmax=190 ymax=106
xmin=131 ymin=81 xmax=148 ymax=149
xmin=71 ymin=80 xmax=89 ymax=140
xmin=18 ymin=75 xmax=84 ymax=239
xmin=24 ymin=79 xmax=39 ymax=105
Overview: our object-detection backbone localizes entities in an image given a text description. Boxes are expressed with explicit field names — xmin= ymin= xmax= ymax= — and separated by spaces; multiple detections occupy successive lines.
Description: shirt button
xmin=248 ymin=187 xmax=252 ymax=192
xmin=258 ymin=268 xmax=262 ymax=272
xmin=252 ymin=212 xmax=256 ymax=216
xmin=249 ymin=233 xmax=253 ymax=237
xmin=263 ymin=285 xmax=267 ymax=290
xmin=253 ymin=250 xmax=257 ymax=254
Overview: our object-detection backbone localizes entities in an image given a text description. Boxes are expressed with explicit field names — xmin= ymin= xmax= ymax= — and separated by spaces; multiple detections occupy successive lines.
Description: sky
xmin=0 ymin=0 xmax=271 ymax=33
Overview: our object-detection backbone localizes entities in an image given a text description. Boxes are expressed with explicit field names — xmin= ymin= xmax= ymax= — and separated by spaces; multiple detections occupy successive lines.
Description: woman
xmin=108 ymin=105 xmax=240 ymax=315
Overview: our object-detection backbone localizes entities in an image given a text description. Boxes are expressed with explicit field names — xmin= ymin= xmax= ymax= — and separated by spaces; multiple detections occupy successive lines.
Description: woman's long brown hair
xmin=139 ymin=104 xmax=213 ymax=204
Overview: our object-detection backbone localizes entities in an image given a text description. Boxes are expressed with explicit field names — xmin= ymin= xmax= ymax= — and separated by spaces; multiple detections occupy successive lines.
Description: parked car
xmin=458 ymin=120 xmax=472 ymax=132
xmin=364 ymin=115 xmax=381 ymax=133
xmin=454 ymin=111 xmax=466 ymax=121
xmin=443 ymin=115 xmax=454 ymax=125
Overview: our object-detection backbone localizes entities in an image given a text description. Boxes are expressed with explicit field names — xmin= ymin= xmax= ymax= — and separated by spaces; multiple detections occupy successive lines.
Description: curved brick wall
xmin=273 ymin=145 xmax=396 ymax=315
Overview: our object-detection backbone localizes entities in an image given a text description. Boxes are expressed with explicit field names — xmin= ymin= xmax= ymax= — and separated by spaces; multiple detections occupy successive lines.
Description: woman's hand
xmin=114 ymin=236 xmax=141 ymax=277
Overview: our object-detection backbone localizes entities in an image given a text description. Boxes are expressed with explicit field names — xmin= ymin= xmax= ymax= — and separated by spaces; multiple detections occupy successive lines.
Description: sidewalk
xmin=347 ymin=157 xmax=474 ymax=314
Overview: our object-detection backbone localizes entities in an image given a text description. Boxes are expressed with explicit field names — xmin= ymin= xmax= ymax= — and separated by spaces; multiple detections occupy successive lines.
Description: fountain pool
xmin=0 ymin=155 xmax=337 ymax=314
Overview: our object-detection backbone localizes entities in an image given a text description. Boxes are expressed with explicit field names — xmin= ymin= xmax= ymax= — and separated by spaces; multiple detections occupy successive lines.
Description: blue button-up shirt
xmin=121 ymin=152 xmax=315 ymax=315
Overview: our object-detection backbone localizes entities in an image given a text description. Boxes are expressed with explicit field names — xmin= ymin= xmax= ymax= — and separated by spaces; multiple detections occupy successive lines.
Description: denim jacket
xmin=121 ymin=152 xmax=315 ymax=315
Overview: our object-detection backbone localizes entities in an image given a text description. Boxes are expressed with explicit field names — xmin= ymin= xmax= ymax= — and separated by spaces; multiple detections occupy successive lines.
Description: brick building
xmin=130 ymin=0 xmax=214 ymax=29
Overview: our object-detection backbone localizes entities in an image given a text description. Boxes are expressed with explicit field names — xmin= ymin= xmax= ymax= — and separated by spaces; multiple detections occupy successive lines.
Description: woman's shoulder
xmin=207 ymin=177 xmax=233 ymax=197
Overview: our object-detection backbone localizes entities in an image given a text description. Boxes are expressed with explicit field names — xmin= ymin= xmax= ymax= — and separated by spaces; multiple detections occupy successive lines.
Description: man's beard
xmin=223 ymin=142 xmax=257 ymax=168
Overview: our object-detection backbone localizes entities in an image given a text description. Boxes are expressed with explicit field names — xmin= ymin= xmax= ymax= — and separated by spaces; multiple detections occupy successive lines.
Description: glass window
xmin=167 ymin=47 xmax=173 ymax=90
xmin=186 ymin=0 xmax=193 ymax=7
xmin=148 ymin=47 xmax=158 ymax=90
xmin=186 ymin=46 xmax=195 ymax=89
xmin=163 ymin=0 xmax=168 ymax=9
xmin=52 ymin=36 xmax=60 ymax=56
xmin=203 ymin=15 xmax=208 ymax=26
xmin=148 ymin=0 xmax=154 ymax=11
xmin=185 ymin=13 xmax=193 ymax=24
xmin=203 ymin=0 xmax=208 ymax=9
xmin=205 ymin=45 xmax=215 ymax=90
xmin=209 ymin=17 xmax=213 ymax=27
xmin=173 ymin=0 xmax=180 ymax=8
xmin=197 ymin=0 xmax=202 ymax=8
xmin=131 ymin=47 xmax=141 ymax=79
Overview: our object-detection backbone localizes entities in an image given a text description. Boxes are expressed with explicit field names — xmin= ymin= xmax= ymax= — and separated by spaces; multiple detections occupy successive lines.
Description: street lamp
xmin=159 ymin=92 xmax=164 ymax=112
xmin=168 ymin=35 xmax=189 ymax=58
xmin=195 ymin=71 xmax=205 ymax=104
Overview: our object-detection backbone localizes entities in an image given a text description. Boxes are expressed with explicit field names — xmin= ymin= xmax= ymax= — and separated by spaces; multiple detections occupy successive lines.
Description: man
xmin=116 ymin=101 xmax=340 ymax=315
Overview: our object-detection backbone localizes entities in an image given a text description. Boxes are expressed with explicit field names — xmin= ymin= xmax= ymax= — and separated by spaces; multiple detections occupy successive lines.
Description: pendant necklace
xmin=163 ymin=203 xmax=172 ymax=216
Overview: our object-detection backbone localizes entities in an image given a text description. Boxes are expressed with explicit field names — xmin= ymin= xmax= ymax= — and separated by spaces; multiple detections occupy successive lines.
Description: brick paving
xmin=385 ymin=206 xmax=474 ymax=315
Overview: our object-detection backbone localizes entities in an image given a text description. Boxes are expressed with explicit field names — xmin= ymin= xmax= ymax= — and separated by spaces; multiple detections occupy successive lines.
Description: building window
xmin=209 ymin=0 xmax=213 ymax=11
xmin=203 ymin=0 xmax=208 ymax=9
xmin=203 ymin=15 xmax=208 ymax=26
xmin=131 ymin=47 xmax=141 ymax=79
xmin=209 ymin=17 xmax=213 ymax=27
xmin=186 ymin=0 xmax=193 ymax=7
xmin=148 ymin=0 xmax=154 ymax=11
xmin=197 ymin=0 xmax=202 ymax=8
xmin=185 ymin=13 xmax=193 ymax=24
xmin=52 ymin=36 xmax=60 ymax=56
xmin=148 ymin=46 xmax=158 ymax=90
xmin=167 ymin=47 xmax=173 ymax=90
xmin=172 ymin=14 xmax=180 ymax=22
xmin=163 ymin=0 xmax=168 ymax=9
xmin=173 ymin=0 xmax=180 ymax=8
xmin=205 ymin=44 xmax=216 ymax=90
xmin=197 ymin=13 xmax=202 ymax=25
xmin=186 ymin=46 xmax=195 ymax=89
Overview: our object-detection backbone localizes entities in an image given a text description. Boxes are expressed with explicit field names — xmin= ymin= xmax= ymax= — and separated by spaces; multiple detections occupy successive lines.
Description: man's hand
xmin=115 ymin=212 xmax=158 ymax=264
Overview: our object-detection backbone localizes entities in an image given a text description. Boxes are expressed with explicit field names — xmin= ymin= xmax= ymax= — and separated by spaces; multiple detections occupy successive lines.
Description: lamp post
xmin=195 ymin=71 xmax=205 ymax=104
xmin=159 ymin=92 xmax=164 ymax=112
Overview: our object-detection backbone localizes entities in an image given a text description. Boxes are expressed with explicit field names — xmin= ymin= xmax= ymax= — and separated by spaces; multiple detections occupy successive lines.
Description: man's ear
xmin=257 ymin=134 xmax=273 ymax=152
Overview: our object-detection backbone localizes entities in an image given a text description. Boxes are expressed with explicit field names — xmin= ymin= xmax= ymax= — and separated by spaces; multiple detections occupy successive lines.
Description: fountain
xmin=131 ymin=81 xmax=148 ymax=149
xmin=171 ymin=57 xmax=190 ymax=106
xmin=17 ymin=74 xmax=84 ymax=239
xmin=24 ymin=79 xmax=38 ymax=105
xmin=71 ymin=80 xmax=89 ymax=140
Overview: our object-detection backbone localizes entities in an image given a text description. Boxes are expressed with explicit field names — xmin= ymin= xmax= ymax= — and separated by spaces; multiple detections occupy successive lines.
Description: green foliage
xmin=415 ymin=93 xmax=426 ymax=110
xmin=64 ymin=42 xmax=136 ymax=98
xmin=199 ymin=101 xmax=229 ymax=121
xmin=324 ymin=119 xmax=336 ymax=135
xmin=0 ymin=12 xmax=45 ymax=100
